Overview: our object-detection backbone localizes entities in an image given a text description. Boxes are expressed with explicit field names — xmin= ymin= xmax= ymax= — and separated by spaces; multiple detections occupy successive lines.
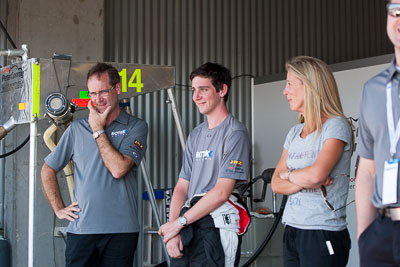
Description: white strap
xmin=386 ymin=82 xmax=400 ymax=158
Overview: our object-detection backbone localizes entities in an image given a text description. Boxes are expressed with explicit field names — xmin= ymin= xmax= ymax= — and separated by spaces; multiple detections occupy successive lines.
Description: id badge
xmin=382 ymin=158 xmax=399 ymax=205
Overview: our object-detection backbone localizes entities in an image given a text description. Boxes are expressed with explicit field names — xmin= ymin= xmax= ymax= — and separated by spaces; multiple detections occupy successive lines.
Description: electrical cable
xmin=241 ymin=195 xmax=288 ymax=267
xmin=0 ymin=135 xmax=29 ymax=158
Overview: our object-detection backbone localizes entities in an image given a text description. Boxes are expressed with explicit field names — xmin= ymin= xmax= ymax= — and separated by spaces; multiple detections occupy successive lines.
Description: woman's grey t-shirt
xmin=282 ymin=116 xmax=352 ymax=231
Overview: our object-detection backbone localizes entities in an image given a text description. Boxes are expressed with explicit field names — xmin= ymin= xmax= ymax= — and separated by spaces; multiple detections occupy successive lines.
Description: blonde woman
xmin=271 ymin=56 xmax=353 ymax=267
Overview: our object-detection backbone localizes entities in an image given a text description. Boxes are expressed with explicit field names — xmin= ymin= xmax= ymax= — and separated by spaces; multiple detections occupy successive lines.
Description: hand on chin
xmin=96 ymin=104 xmax=110 ymax=114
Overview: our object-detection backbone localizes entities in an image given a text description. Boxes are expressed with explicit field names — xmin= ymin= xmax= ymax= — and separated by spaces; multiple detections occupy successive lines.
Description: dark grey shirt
xmin=45 ymin=110 xmax=148 ymax=234
xmin=357 ymin=59 xmax=400 ymax=207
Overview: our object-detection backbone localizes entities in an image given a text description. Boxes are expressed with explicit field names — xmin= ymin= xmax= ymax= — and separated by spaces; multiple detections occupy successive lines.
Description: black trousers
xmin=65 ymin=232 xmax=139 ymax=267
xmin=359 ymin=214 xmax=400 ymax=267
xmin=283 ymin=225 xmax=351 ymax=267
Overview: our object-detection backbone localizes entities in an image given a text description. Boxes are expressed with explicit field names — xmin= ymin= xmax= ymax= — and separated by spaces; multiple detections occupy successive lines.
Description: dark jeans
xmin=65 ymin=232 xmax=139 ymax=267
xmin=359 ymin=214 xmax=400 ymax=267
xmin=283 ymin=225 xmax=351 ymax=267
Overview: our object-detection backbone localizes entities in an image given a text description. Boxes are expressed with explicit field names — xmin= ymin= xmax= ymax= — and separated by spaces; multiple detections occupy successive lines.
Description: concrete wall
xmin=2 ymin=0 xmax=104 ymax=266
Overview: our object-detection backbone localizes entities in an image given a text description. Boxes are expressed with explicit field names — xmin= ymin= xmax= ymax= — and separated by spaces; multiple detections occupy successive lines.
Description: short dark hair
xmin=189 ymin=62 xmax=232 ymax=102
xmin=86 ymin=62 xmax=120 ymax=86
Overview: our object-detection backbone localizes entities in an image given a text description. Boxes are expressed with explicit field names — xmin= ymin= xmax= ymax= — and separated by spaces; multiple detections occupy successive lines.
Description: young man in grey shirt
xmin=41 ymin=63 xmax=148 ymax=267
xmin=159 ymin=62 xmax=251 ymax=266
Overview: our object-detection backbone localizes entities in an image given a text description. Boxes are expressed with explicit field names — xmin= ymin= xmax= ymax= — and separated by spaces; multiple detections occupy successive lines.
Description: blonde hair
xmin=285 ymin=56 xmax=350 ymax=136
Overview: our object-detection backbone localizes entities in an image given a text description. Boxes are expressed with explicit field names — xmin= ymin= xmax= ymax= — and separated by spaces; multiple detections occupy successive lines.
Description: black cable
xmin=241 ymin=195 xmax=288 ymax=267
xmin=0 ymin=135 xmax=30 ymax=158
xmin=0 ymin=20 xmax=17 ymax=49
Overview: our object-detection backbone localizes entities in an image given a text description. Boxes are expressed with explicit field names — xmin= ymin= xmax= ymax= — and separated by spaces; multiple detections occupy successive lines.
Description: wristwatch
xmin=179 ymin=215 xmax=187 ymax=227
xmin=287 ymin=169 xmax=294 ymax=181
xmin=92 ymin=129 xmax=105 ymax=139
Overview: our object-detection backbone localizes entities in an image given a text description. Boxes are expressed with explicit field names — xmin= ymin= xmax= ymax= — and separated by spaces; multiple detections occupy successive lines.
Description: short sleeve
xmin=218 ymin=130 xmax=251 ymax=180
xmin=356 ymin=86 xmax=375 ymax=159
xmin=119 ymin=119 xmax=148 ymax=166
xmin=178 ymin=132 xmax=194 ymax=181
xmin=323 ymin=117 xmax=352 ymax=152
xmin=44 ymin=124 xmax=75 ymax=171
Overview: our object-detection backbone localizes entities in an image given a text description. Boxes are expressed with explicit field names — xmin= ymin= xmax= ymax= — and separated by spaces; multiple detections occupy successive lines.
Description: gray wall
xmin=1 ymin=0 xmax=104 ymax=266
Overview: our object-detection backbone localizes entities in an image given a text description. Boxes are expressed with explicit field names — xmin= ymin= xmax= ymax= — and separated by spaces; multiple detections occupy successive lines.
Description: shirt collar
xmin=387 ymin=57 xmax=399 ymax=83
xmin=113 ymin=109 xmax=130 ymax=125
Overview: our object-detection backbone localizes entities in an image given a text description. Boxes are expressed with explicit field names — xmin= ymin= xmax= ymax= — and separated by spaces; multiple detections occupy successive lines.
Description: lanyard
xmin=386 ymin=81 xmax=400 ymax=159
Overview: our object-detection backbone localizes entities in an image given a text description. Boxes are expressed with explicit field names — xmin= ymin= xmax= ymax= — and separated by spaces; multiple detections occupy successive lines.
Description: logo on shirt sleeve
xmin=226 ymin=159 xmax=245 ymax=174
xmin=229 ymin=160 xmax=243 ymax=166
xmin=133 ymin=140 xmax=143 ymax=150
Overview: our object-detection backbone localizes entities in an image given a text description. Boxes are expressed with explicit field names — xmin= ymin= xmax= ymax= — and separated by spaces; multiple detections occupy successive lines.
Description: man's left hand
xmin=158 ymin=219 xmax=183 ymax=243
xmin=88 ymin=100 xmax=111 ymax=131
xmin=166 ymin=235 xmax=184 ymax=258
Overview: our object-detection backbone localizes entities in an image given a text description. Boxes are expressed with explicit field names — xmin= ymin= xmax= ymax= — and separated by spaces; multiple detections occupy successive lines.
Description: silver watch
xmin=92 ymin=129 xmax=105 ymax=139
xmin=287 ymin=169 xmax=294 ymax=180
xmin=179 ymin=215 xmax=187 ymax=226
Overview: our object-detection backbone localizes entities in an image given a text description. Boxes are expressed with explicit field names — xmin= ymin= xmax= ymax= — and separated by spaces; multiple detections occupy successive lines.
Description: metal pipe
xmin=0 ymin=117 xmax=17 ymax=142
xmin=0 ymin=44 xmax=28 ymax=60
xmin=0 ymin=49 xmax=25 ymax=57
xmin=126 ymin=99 xmax=169 ymax=265
xmin=28 ymin=117 xmax=37 ymax=267
xmin=250 ymin=77 xmax=255 ymax=210
xmin=0 ymin=5 xmax=6 ymax=237
xmin=21 ymin=44 xmax=29 ymax=61
xmin=167 ymin=88 xmax=186 ymax=150
xmin=140 ymin=158 xmax=170 ymax=266
xmin=0 ymin=140 xmax=4 ymax=231
xmin=43 ymin=124 xmax=74 ymax=202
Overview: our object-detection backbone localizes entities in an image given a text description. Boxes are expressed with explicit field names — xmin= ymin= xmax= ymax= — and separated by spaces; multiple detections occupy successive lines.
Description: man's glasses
xmin=320 ymin=174 xmax=354 ymax=212
xmin=387 ymin=3 xmax=400 ymax=17
xmin=88 ymin=85 xmax=115 ymax=98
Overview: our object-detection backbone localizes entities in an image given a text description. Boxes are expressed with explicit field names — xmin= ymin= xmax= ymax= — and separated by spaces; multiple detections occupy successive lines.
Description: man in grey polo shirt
xmin=355 ymin=1 xmax=400 ymax=266
xmin=41 ymin=63 xmax=148 ymax=267
xmin=158 ymin=62 xmax=251 ymax=266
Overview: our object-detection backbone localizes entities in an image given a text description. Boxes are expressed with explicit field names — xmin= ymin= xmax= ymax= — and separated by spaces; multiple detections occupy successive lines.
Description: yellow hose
xmin=43 ymin=124 xmax=75 ymax=203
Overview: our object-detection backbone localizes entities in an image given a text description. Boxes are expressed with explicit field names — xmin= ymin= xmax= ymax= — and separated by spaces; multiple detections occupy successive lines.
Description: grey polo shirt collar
xmin=387 ymin=58 xmax=398 ymax=83
xmin=112 ymin=109 xmax=130 ymax=126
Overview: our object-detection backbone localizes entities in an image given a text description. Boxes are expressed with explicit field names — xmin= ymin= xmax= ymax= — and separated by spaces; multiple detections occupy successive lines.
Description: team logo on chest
xmin=111 ymin=129 xmax=128 ymax=137
xmin=195 ymin=150 xmax=214 ymax=161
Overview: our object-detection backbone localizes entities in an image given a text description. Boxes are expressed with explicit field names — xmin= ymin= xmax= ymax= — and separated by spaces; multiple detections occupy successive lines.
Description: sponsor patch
xmin=134 ymin=140 xmax=143 ymax=150
xmin=229 ymin=159 xmax=243 ymax=166
xmin=223 ymin=214 xmax=231 ymax=225
xmin=226 ymin=159 xmax=245 ymax=174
